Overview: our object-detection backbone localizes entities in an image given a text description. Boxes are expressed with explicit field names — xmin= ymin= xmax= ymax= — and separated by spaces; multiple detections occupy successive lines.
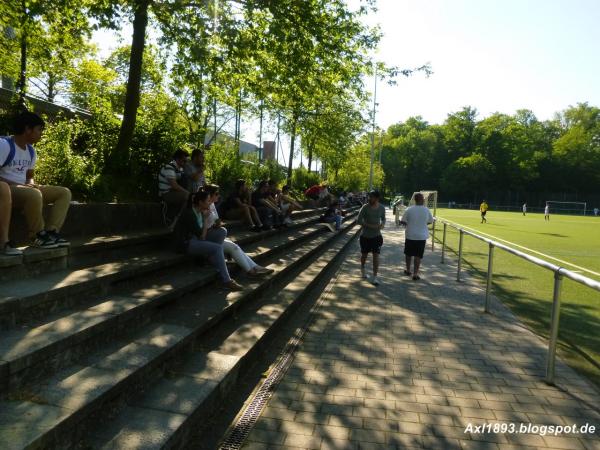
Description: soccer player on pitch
xmin=480 ymin=200 xmax=489 ymax=223
xmin=545 ymin=203 xmax=550 ymax=221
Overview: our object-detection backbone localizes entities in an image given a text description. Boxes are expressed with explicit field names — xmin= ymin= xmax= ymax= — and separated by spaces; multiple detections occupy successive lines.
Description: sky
xmin=368 ymin=0 xmax=600 ymax=128
xmin=91 ymin=0 xmax=600 ymax=158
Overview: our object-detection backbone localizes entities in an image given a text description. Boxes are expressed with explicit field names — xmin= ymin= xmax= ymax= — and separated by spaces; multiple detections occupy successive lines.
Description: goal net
xmin=545 ymin=201 xmax=587 ymax=216
xmin=409 ymin=190 xmax=438 ymax=216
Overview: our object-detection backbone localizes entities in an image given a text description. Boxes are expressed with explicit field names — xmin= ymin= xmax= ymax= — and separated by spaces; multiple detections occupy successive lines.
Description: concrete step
xmin=0 ymin=214 xmax=357 ymax=394
xmin=0 ymin=251 xmax=187 ymax=329
xmin=0 ymin=207 xmax=342 ymax=328
xmin=1 ymin=207 xmax=328 ymax=282
xmin=0 ymin=215 xmax=357 ymax=449
xmin=90 ymin=224 xmax=359 ymax=449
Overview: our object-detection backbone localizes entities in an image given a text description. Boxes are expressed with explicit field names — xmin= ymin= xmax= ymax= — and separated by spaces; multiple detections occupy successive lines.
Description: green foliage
xmin=33 ymin=116 xmax=96 ymax=198
xmin=381 ymin=103 xmax=600 ymax=201
xmin=291 ymin=166 xmax=321 ymax=191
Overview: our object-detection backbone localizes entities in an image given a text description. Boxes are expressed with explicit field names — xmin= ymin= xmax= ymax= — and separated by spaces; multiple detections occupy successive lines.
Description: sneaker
xmin=2 ymin=242 xmax=23 ymax=256
xmin=223 ymin=279 xmax=244 ymax=291
xmin=47 ymin=230 xmax=70 ymax=247
xmin=371 ymin=276 xmax=380 ymax=286
xmin=361 ymin=266 xmax=367 ymax=279
xmin=33 ymin=231 xmax=59 ymax=249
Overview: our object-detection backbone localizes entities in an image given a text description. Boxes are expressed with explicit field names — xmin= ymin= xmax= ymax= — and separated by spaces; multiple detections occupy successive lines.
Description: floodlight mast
xmin=369 ymin=65 xmax=377 ymax=191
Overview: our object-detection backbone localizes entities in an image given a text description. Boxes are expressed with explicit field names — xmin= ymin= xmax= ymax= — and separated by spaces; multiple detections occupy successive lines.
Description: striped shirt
xmin=158 ymin=160 xmax=182 ymax=195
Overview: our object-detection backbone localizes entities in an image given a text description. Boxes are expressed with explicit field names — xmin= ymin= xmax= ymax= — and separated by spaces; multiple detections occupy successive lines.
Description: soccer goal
xmin=409 ymin=190 xmax=438 ymax=216
xmin=545 ymin=201 xmax=587 ymax=216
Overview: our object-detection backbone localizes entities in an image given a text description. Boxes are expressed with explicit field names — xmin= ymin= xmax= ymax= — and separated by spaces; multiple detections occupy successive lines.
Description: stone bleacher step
xmin=0 ymin=229 xmax=171 ymax=283
xmin=0 ymin=208 xmax=345 ymax=329
xmin=89 ymin=223 xmax=358 ymax=450
xmin=0 ymin=218 xmax=357 ymax=450
xmin=0 ymin=251 xmax=187 ymax=328
xmin=0 ymin=214 xmax=355 ymax=394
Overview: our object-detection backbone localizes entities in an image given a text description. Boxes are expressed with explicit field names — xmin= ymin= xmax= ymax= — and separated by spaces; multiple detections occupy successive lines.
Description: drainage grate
xmin=218 ymin=237 xmax=351 ymax=450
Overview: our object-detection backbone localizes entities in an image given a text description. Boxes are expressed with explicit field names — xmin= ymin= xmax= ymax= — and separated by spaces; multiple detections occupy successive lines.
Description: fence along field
xmin=433 ymin=208 xmax=600 ymax=387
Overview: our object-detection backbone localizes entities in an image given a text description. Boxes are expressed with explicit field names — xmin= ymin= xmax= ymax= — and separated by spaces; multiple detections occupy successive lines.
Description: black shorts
xmin=360 ymin=235 xmax=383 ymax=254
xmin=404 ymin=239 xmax=426 ymax=258
xmin=481 ymin=211 xmax=487 ymax=217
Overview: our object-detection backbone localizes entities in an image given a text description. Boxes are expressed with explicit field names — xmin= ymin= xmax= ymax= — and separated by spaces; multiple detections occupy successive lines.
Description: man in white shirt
xmin=522 ymin=203 xmax=527 ymax=216
xmin=0 ymin=112 xmax=71 ymax=249
xmin=400 ymin=193 xmax=434 ymax=280
xmin=544 ymin=203 xmax=550 ymax=221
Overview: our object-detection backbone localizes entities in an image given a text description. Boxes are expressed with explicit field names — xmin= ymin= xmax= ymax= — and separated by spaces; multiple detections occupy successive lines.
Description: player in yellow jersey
xmin=480 ymin=200 xmax=489 ymax=223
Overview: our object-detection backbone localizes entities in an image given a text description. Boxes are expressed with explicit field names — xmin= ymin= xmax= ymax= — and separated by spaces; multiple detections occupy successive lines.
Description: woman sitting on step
xmin=203 ymin=184 xmax=274 ymax=278
xmin=172 ymin=190 xmax=243 ymax=291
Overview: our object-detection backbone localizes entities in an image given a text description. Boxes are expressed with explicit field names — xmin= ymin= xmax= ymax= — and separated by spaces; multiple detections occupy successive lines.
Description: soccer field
xmin=434 ymin=208 xmax=600 ymax=386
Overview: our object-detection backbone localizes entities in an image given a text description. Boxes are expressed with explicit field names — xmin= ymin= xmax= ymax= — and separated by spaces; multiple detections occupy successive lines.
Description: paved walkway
xmin=243 ymin=213 xmax=600 ymax=450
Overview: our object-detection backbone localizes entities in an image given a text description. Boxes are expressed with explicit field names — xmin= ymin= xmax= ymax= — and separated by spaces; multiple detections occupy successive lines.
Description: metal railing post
xmin=485 ymin=243 xmax=494 ymax=313
xmin=546 ymin=270 xmax=564 ymax=385
xmin=457 ymin=230 xmax=464 ymax=281
xmin=441 ymin=222 xmax=447 ymax=263
xmin=431 ymin=220 xmax=436 ymax=251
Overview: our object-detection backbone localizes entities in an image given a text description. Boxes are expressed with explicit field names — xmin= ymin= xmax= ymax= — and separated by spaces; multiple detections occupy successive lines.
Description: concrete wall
xmin=10 ymin=202 xmax=164 ymax=245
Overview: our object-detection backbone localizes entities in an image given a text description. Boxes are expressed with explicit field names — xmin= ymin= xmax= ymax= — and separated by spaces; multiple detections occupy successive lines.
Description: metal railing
xmin=431 ymin=218 xmax=600 ymax=385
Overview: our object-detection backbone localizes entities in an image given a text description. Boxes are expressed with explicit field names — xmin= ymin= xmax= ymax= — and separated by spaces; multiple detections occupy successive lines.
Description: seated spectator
xmin=319 ymin=201 xmax=343 ymax=231
xmin=304 ymin=183 xmax=334 ymax=206
xmin=183 ymin=148 xmax=205 ymax=194
xmin=158 ymin=149 xmax=189 ymax=227
xmin=279 ymin=185 xmax=303 ymax=225
xmin=222 ymin=179 xmax=263 ymax=231
xmin=172 ymin=190 xmax=243 ymax=291
xmin=252 ymin=180 xmax=283 ymax=230
xmin=204 ymin=184 xmax=274 ymax=276
xmin=0 ymin=181 xmax=22 ymax=255
xmin=0 ymin=111 xmax=71 ymax=249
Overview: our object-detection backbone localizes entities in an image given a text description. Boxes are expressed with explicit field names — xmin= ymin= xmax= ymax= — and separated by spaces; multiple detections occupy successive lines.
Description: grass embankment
xmin=434 ymin=208 xmax=600 ymax=387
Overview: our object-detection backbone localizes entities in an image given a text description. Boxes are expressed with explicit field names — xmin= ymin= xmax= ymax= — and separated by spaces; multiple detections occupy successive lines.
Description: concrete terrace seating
xmin=0 ymin=201 xmax=362 ymax=449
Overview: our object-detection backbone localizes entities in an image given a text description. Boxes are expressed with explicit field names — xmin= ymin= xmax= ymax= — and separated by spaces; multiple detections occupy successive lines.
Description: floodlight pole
xmin=369 ymin=66 xmax=377 ymax=191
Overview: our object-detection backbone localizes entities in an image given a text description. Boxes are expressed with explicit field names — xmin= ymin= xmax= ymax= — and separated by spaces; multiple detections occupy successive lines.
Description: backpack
xmin=1 ymin=136 xmax=35 ymax=168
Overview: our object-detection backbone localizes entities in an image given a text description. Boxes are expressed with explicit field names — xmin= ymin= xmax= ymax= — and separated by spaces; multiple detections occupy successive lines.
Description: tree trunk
xmin=307 ymin=139 xmax=313 ymax=172
xmin=47 ymin=72 xmax=55 ymax=103
xmin=112 ymin=0 xmax=150 ymax=171
xmin=287 ymin=112 xmax=298 ymax=184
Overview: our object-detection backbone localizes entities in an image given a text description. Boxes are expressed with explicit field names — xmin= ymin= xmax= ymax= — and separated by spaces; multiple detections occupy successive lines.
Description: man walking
xmin=357 ymin=190 xmax=386 ymax=286
xmin=400 ymin=192 xmax=434 ymax=281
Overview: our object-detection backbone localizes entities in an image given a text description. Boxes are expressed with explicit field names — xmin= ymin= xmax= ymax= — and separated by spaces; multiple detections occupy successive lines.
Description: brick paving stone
xmin=239 ymin=214 xmax=600 ymax=449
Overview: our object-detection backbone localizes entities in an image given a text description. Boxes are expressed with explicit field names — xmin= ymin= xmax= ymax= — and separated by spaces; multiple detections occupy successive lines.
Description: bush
xmin=291 ymin=166 xmax=321 ymax=191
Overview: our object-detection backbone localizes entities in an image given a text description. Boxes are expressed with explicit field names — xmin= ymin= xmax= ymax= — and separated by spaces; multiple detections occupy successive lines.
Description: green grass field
xmin=434 ymin=208 xmax=600 ymax=386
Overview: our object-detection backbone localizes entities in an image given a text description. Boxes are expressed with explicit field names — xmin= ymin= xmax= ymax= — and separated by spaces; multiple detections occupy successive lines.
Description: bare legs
xmin=405 ymin=255 xmax=422 ymax=277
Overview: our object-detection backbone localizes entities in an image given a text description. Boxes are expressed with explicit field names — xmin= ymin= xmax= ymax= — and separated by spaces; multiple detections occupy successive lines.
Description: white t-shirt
xmin=0 ymin=138 xmax=37 ymax=184
xmin=522 ymin=204 xmax=527 ymax=212
xmin=545 ymin=205 xmax=550 ymax=214
xmin=205 ymin=203 xmax=220 ymax=228
xmin=401 ymin=205 xmax=434 ymax=241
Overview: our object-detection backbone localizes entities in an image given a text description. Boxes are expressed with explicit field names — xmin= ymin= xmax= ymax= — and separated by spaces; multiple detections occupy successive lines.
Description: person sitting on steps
xmin=203 ymin=184 xmax=274 ymax=277
xmin=279 ymin=185 xmax=303 ymax=225
xmin=222 ymin=179 xmax=263 ymax=232
xmin=172 ymin=190 xmax=243 ymax=291
xmin=0 ymin=180 xmax=22 ymax=255
xmin=158 ymin=149 xmax=189 ymax=228
xmin=0 ymin=111 xmax=71 ymax=249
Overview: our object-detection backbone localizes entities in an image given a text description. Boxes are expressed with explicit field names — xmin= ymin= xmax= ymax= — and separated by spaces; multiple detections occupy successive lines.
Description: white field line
xmin=438 ymin=219 xmax=600 ymax=279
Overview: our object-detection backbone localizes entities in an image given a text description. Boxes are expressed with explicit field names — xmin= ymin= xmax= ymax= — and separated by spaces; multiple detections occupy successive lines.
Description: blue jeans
xmin=323 ymin=215 xmax=342 ymax=230
xmin=186 ymin=236 xmax=231 ymax=282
